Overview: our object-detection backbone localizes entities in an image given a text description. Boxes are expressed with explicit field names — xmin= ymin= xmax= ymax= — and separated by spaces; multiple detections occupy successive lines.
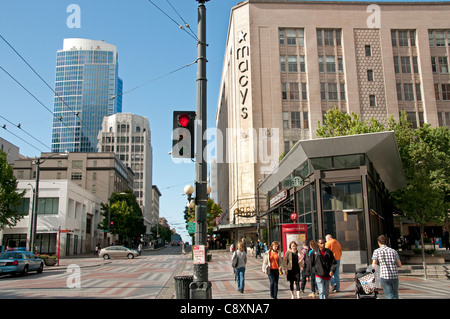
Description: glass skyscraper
xmin=51 ymin=38 xmax=122 ymax=153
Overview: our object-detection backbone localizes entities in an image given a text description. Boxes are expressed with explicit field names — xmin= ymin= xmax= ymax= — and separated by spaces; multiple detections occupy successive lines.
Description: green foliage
xmin=150 ymin=223 xmax=172 ymax=242
xmin=0 ymin=151 xmax=25 ymax=228
xmin=184 ymin=198 xmax=222 ymax=235
xmin=98 ymin=190 xmax=146 ymax=242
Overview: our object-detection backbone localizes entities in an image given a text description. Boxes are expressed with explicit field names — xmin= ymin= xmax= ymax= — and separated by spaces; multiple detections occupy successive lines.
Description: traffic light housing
xmin=172 ymin=111 xmax=195 ymax=158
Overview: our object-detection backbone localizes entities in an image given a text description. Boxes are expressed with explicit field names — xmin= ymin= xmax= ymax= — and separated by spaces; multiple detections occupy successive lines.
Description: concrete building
xmin=13 ymin=152 xmax=134 ymax=204
xmin=0 ymin=137 xmax=20 ymax=164
xmin=0 ymin=180 xmax=103 ymax=256
xmin=98 ymin=113 xmax=154 ymax=231
xmin=215 ymin=0 xmax=450 ymax=244
xmin=152 ymin=185 xmax=162 ymax=228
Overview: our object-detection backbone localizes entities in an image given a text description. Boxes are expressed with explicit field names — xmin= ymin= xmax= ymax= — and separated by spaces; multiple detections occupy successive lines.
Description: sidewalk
xmin=173 ymin=250 xmax=450 ymax=299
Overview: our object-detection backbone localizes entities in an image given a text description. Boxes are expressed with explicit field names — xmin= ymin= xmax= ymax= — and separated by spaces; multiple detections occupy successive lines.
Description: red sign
xmin=193 ymin=245 xmax=206 ymax=264
xmin=281 ymin=223 xmax=308 ymax=255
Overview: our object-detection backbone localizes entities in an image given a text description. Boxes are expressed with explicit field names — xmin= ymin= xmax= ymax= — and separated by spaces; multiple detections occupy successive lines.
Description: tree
xmin=98 ymin=190 xmax=146 ymax=243
xmin=183 ymin=198 xmax=223 ymax=235
xmin=150 ymin=223 xmax=171 ymax=243
xmin=0 ymin=150 xmax=25 ymax=228
xmin=318 ymin=108 xmax=449 ymax=278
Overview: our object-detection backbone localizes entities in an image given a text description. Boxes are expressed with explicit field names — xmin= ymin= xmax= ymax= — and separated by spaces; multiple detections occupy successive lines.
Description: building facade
xmin=0 ymin=180 xmax=103 ymax=257
xmin=51 ymin=38 xmax=123 ymax=153
xmin=215 ymin=0 xmax=450 ymax=245
xmin=97 ymin=113 xmax=154 ymax=232
xmin=13 ymin=152 xmax=134 ymax=204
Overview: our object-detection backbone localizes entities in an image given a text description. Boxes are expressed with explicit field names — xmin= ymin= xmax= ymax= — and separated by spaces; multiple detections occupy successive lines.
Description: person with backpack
xmin=307 ymin=238 xmax=337 ymax=299
xmin=299 ymin=241 xmax=310 ymax=294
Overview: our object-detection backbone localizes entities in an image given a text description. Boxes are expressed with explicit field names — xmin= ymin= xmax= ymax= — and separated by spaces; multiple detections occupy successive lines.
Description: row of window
xmin=279 ymin=28 xmax=450 ymax=48
xmin=282 ymin=111 xmax=309 ymax=130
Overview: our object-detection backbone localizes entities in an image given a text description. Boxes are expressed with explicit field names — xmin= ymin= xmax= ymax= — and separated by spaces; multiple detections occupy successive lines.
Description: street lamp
xmin=30 ymin=152 xmax=69 ymax=254
xmin=27 ymin=183 xmax=35 ymax=252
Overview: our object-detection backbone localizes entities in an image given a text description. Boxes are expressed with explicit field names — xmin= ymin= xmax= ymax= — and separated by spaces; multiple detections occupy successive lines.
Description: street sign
xmin=193 ymin=245 xmax=206 ymax=264
xmin=188 ymin=221 xmax=196 ymax=234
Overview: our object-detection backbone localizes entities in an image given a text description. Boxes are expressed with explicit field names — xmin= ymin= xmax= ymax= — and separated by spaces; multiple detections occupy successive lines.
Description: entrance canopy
xmin=260 ymin=131 xmax=406 ymax=193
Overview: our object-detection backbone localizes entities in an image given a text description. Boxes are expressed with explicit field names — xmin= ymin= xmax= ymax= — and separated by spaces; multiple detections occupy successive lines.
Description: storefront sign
xmin=291 ymin=176 xmax=303 ymax=187
xmin=236 ymin=30 xmax=250 ymax=119
xmin=269 ymin=188 xmax=287 ymax=207
xmin=234 ymin=207 xmax=256 ymax=217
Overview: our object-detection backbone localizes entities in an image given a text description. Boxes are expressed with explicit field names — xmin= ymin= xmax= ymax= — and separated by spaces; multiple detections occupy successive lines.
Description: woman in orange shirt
xmin=262 ymin=241 xmax=282 ymax=299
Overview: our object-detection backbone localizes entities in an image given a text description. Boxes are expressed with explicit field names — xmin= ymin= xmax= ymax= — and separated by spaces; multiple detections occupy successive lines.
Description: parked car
xmin=0 ymin=249 xmax=44 ymax=276
xmin=99 ymin=246 xmax=138 ymax=259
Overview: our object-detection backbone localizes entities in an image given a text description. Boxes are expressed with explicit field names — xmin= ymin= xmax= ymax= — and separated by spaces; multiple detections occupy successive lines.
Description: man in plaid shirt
xmin=372 ymin=235 xmax=402 ymax=299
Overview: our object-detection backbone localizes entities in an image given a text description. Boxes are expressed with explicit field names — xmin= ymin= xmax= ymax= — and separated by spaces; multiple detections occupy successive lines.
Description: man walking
xmin=307 ymin=238 xmax=337 ymax=299
xmin=325 ymin=234 xmax=342 ymax=292
xmin=372 ymin=235 xmax=402 ymax=299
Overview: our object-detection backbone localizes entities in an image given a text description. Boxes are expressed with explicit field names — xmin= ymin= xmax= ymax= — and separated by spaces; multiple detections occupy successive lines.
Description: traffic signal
xmin=172 ymin=111 xmax=195 ymax=158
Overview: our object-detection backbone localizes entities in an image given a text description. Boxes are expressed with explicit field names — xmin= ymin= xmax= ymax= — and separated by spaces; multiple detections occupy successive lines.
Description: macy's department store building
xmin=258 ymin=132 xmax=406 ymax=271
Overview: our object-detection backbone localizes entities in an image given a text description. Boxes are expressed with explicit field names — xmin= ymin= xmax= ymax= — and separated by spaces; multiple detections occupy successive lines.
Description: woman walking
xmin=282 ymin=241 xmax=303 ymax=299
xmin=231 ymin=242 xmax=248 ymax=293
xmin=262 ymin=241 xmax=282 ymax=299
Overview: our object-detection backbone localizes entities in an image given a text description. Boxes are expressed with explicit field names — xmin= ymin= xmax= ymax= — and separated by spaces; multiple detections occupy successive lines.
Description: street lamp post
xmin=189 ymin=0 xmax=211 ymax=299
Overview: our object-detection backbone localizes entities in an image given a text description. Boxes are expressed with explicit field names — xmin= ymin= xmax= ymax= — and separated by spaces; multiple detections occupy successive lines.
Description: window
xmin=14 ymin=198 xmax=30 ymax=215
xmin=17 ymin=171 xmax=24 ymax=178
xmin=398 ymin=30 xmax=409 ymax=46
xmin=280 ymin=56 xmax=286 ymax=72
xmin=396 ymin=83 xmax=403 ymax=101
xmin=439 ymin=57 xmax=449 ymax=73
xmin=406 ymin=112 xmax=418 ymax=129
xmin=365 ymin=45 xmax=371 ymax=57
xmin=298 ymin=29 xmax=304 ymax=46
xmin=404 ymin=83 xmax=415 ymax=101
xmin=328 ymin=83 xmax=338 ymax=100
xmin=303 ymin=112 xmax=309 ymax=129
xmin=279 ymin=29 xmax=285 ymax=45
xmin=340 ymin=83 xmax=346 ymax=101
xmin=289 ymin=82 xmax=299 ymax=100
xmin=326 ymin=56 xmax=336 ymax=73
xmin=38 ymin=198 xmax=59 ymax=215
xmin=299 ymin=56 xmax=306 ymax=72
xmin=302 ymin=83 xmax=308 ymax=100
xmin=392 ymin=30 xmax=416 ymax=47
xmin=320 ymin=83 xmax=326 ymax=101
xmin=288 ymin=56 xmax=298 ymax=73
xmin=442 ymin=84 xmax=450 ymax=100
xmin=286 ymin=29 xmax=296 ymax=45
xmin=72 ymin=160 xmax=82 ymax=169
xmin=317 ymin=29 xmax=341 ymax=46
xmin=318 ymin=56 xmax=324 ymax=73
xmin=324 ymin=30 xmax=334 ymax=45
xmin=435 ymin=31 xmax=446 ymax=46
xmin=291 ymin=112 xmax=301 ymax=128
xmin=337 ymin=56 xmax=344 ymax=73
xmin=71 ymin=172 xmax=82 ymax=180
xmin=401 ymin=56 xmax=411 ymax=73
xmin=416 ymin=84 xmax=422 ymax=101
xmin=57 ymin=172 xmax=61 ymax=179
xmin=412 ymin=57 xmax=419 ymax=74
xmin=283 ymin=112 xmax=289 ymax=129
xmin=136 ymin=126 xmax=140 ymax=133
xmin=317 ymin=30 xmax=323 ymax=46
xmin=281 ymin=82 xmax=287 ymax=100
xmin=393 ymin=56 xmax=400 ymax=73
xmin=367 ymin=70 xmax=374 ymax=81
xmin=369 ymin=95 xmax=376 ymax=107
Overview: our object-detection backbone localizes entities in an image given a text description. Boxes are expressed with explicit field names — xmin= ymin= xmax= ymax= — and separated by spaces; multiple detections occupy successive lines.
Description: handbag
xmin=232 ymin=253 xmax=239 ymax=268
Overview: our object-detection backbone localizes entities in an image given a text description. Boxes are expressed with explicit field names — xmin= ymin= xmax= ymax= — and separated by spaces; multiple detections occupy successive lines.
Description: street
xmin=0 ymin=245 xmax=189 ymax=299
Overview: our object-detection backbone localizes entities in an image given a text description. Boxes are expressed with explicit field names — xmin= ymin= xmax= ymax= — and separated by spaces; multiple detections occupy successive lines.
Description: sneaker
xmin=332 ymin=285 xmax=337 ymax=292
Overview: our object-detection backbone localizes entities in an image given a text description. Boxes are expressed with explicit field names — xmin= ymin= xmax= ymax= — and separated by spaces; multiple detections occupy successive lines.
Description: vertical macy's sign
xmin=237 ymin=30 xmax=249 ymax=119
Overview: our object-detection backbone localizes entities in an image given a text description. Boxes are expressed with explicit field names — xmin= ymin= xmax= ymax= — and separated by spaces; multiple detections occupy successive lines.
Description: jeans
xmin=315 ymin=277 xmax=330 ymax=299
xmin=330 ymin=260 xmax=340 ymax=291
xmin=235 ymin=267 xmax=245 ymax=291
xmin=268 ymin=269 xmax=280 ymax=298
xmin=380 ymin=278 xmax=399 ymax=299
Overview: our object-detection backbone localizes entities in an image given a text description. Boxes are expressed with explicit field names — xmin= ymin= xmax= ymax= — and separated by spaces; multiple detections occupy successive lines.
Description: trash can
xmin=174 ymin=275 xmax=193 ymax=299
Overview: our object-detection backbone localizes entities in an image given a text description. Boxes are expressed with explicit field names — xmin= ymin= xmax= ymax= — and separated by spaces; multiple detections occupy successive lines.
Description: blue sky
xmin=0 ymin=0 xmax=237 ymax=241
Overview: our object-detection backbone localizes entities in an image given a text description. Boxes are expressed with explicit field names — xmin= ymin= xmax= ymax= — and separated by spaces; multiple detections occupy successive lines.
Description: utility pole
xmin=189 ymin=0 xmax=211 ymax=299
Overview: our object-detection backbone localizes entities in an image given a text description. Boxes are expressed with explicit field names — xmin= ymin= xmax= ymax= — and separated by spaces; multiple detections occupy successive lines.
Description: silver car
xmin=0 ymin=249 xmax=44 ymax=276
xmin=99 ymin=246 xmax=138 ymax=259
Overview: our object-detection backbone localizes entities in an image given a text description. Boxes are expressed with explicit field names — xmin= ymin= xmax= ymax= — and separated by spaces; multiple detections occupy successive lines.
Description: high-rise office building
xmin=98 ymin=113 xmax=154 ymax=232
xmin=51 ymin=38 xmax=123 ymax=153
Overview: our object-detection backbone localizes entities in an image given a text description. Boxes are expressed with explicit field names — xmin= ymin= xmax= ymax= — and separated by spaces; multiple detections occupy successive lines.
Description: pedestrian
xmin=255 ymin=239 xmax=263 ymax=259
xmin=262 ymin=241 xmax=282 ymax=299
xmin=94 ymin=243 xmax=100 ymax=257
xmin=299 ymin=241 xmax=309 ymax=295
xmin=138 ymin=243 xmax=142 ymax=256
xmin=307 ymin=238 xmax=337 ymax=299
xmin=371 ymin=235 xmax=402 ymax=299
xmin=282 ymin=241 xmax=303 ymax=299
xmin=443 ymin=227 xmax=450 ymax=250
xmin=250 ymin=240 xmax=255 ymax=257
xmin=305 ymin=240 xmax=318 ymax=297
xmin=232 ymin=242 xmax=247 ymax=293
xmin=325 ymin=234 xmax=342 ymax=292
xmin=241 ymin=238 xmax=247 ymax=254
xmin=182 ymin=241 xmax=186 ymax=255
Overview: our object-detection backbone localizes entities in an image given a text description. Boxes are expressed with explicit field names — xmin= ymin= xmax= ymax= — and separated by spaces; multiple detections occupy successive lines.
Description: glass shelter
xmin=259 ymin=132 xmax=406 ymax=271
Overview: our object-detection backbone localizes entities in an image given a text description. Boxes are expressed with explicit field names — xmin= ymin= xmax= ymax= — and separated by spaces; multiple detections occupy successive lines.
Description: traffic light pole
xmin=190 ymin=0 xmax=212 ymax=299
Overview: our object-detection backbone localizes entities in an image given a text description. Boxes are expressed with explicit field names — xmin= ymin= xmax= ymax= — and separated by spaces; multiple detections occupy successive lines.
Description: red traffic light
xmin=178 ymin=114 xmax=190 ymax=127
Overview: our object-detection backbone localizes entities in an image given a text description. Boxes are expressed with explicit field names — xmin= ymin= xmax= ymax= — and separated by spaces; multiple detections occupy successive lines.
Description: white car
xmin=99 ymin=246 xmax=138 ymax=259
